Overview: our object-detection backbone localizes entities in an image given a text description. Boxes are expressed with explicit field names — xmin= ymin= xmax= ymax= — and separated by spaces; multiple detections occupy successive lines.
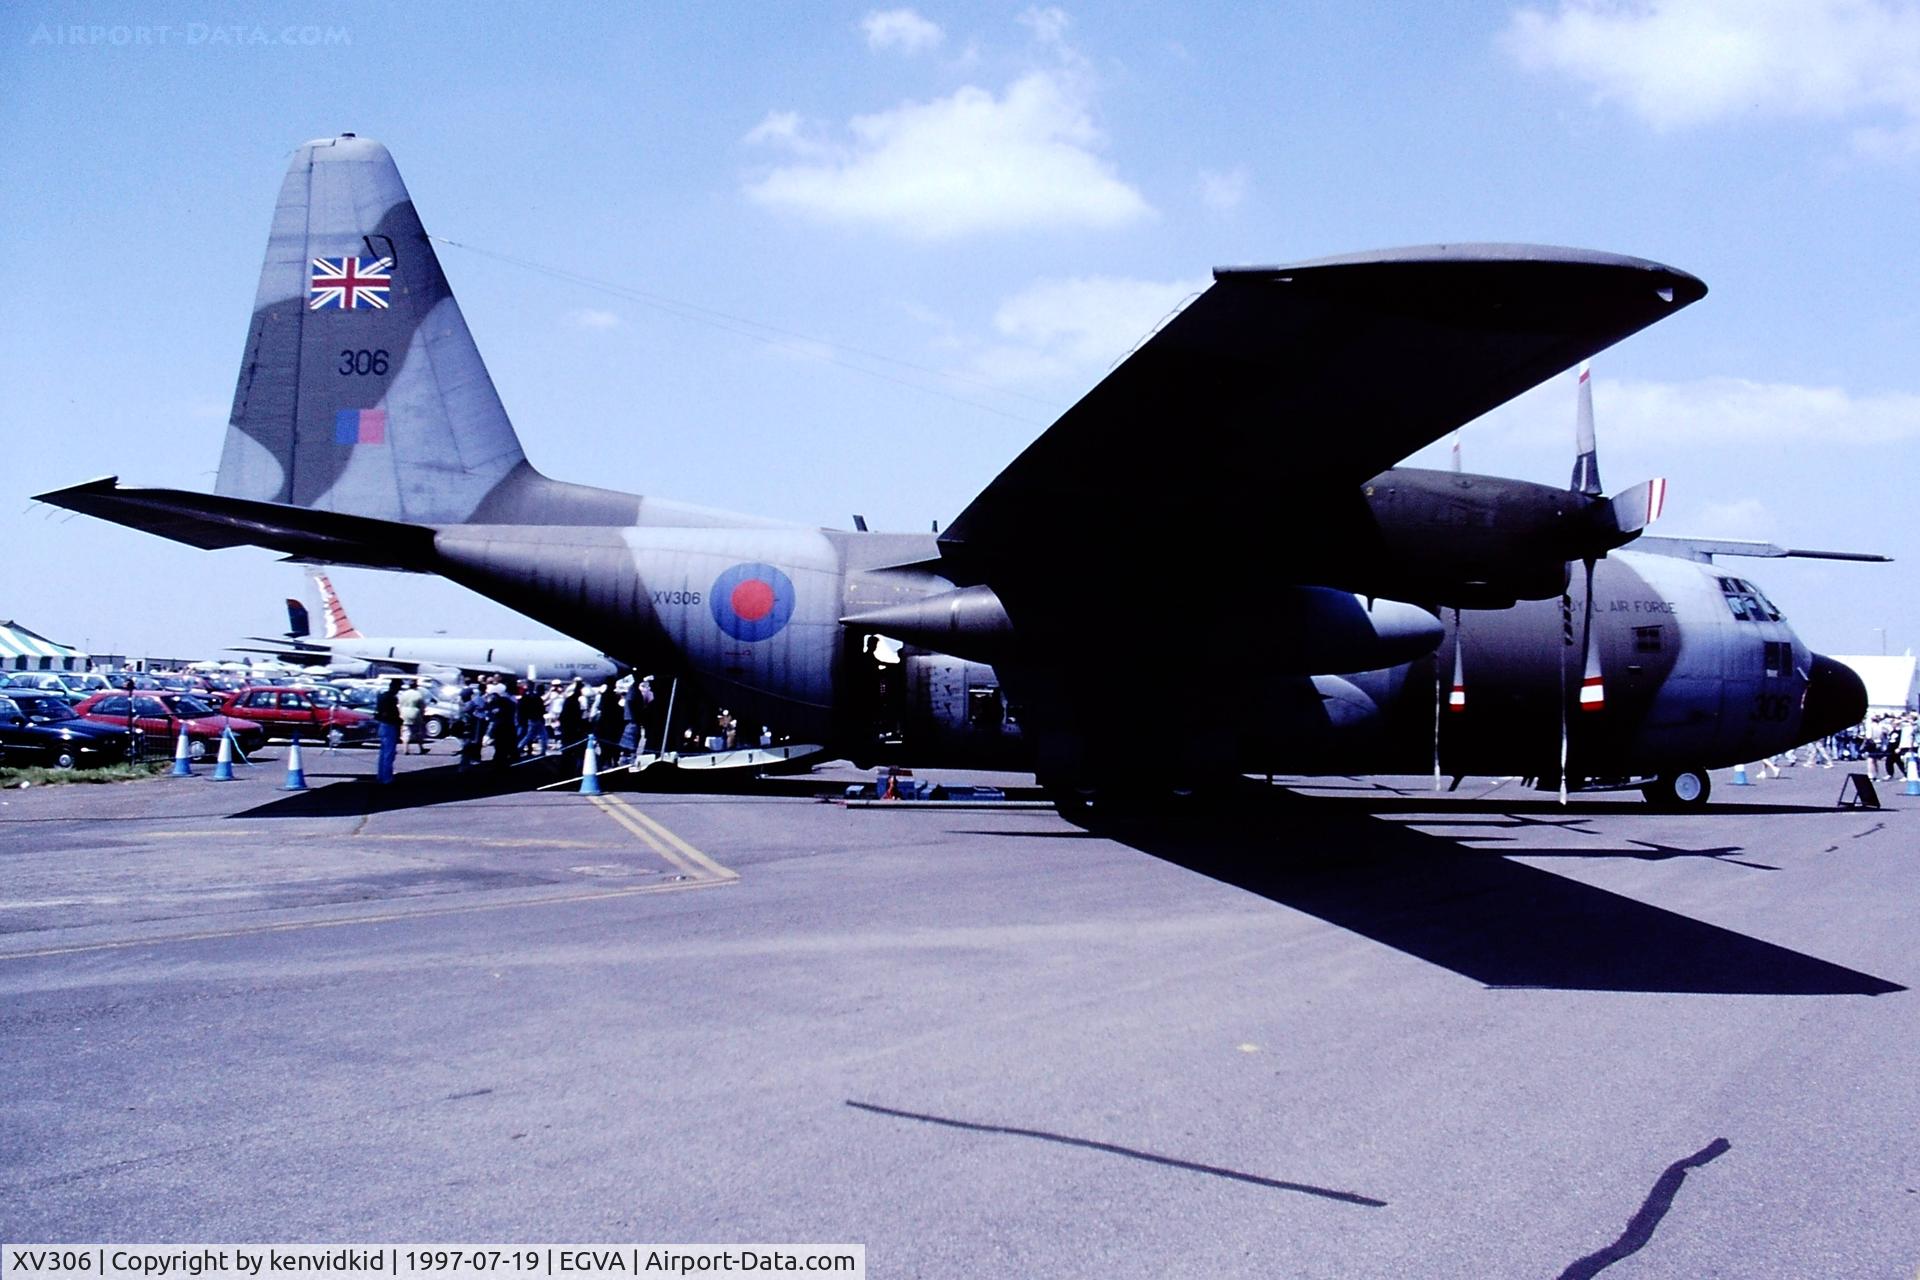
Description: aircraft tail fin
xmin=216 ymin=135 xmax=638 ymax=528
xmin=313 ymin=573 xmax=363 ymax=639
xmin=285 ymin=598 xmax=311 ymax=639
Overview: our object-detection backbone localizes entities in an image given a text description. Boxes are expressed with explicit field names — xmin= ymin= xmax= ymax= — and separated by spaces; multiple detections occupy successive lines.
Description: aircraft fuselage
xmin=420 ymin=485 xmax=1859 ymax=790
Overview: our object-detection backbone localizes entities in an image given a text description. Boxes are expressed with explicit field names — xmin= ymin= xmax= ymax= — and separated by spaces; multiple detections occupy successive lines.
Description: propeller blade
xmin=1578 ymin=558 xmax=1605 ymax=714
xmin=1571 ymin=362 xmax=1601 ymax=495
xmin=1604 ymin=476 xmax=1668 ymax=536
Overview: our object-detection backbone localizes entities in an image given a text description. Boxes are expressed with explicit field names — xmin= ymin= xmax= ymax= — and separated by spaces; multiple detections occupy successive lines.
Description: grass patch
xmin=0 ymin=760 xmax=172 ymax=788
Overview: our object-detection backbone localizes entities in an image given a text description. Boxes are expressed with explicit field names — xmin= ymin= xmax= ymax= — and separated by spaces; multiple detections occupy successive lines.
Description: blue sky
xmin=4 ymin=1 xmax=1916 ymax=661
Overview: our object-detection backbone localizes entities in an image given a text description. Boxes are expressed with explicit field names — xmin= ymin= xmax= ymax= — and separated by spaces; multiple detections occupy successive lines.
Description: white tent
xmin=1833 ymin=654 xmax=1918 ymax=714
xmin=0 ymin=620 xmax=88 ymax=673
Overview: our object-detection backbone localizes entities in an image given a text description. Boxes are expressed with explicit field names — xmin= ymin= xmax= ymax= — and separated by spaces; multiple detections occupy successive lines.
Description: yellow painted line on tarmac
xmin=588 ymin=796 xmax=694 ymax=875
xmin=587 ymin=795 xmax=736 ymax=885
xmin=603 ymin=796 xmax=739 ymax=883
xmin=0 ymin=878 xmax=717 ymax=962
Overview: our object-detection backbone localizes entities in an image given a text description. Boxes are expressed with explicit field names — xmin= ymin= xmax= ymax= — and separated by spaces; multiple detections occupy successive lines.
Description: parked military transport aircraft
xmin=232 ymin=572 xmax=622 ymax=683
xmin=38 ymin=135 xmax=1872 ymax=808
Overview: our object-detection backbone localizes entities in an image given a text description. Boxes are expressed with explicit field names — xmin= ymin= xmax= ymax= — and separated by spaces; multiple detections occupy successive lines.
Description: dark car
xmin=1 ymin=671 xmax=114 ymax=703
xmin=219 ymin=685 xmax=376 ymax=746
xmin=0 ymin=693 xmax=135 ymax=769
xmin=72 ymin=691 xmax=268 ymax=760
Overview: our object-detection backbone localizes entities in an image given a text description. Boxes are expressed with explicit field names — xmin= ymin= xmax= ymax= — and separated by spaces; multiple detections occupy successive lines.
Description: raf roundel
xmin=710 ymin=562 xmax=797 ymax=642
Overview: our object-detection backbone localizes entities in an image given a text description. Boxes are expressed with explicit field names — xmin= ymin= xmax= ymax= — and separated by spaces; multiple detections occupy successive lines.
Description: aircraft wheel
xmin=1643 ymin=768 xmax=1711 ymax=809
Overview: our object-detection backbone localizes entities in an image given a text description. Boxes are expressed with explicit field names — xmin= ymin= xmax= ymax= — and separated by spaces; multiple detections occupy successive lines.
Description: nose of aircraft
xmin=1803 ymin=654 xmax=1867 ymax=740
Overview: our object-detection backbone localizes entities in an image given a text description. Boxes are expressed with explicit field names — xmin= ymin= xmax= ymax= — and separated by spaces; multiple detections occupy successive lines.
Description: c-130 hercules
xmin=40 ymin=135 xmax=1872 ymax=809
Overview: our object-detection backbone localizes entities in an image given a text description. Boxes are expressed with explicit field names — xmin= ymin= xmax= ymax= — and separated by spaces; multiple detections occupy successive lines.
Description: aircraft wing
xmin=937 ymin=245 xmax=1706 ymax=593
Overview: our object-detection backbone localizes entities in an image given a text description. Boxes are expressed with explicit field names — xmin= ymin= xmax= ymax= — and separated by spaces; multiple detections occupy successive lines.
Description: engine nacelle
xmin=1346 ymin=467 xmax=1631 ymax=608
xmin=846 ymin=582 xmax=1437 ymax=676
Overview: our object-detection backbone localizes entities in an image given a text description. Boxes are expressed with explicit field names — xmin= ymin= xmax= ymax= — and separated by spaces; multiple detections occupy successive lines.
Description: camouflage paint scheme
xmin=40 ymin=136 xmax=1867 ymax=800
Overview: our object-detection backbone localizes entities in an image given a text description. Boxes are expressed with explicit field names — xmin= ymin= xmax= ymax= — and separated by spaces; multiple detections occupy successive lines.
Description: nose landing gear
xmin=1642 ymin=767 xmax=1711 ymax=809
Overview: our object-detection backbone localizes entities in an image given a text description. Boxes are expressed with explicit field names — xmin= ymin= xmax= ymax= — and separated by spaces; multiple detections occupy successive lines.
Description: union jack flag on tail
xmin=308 ymin=256 xmax=392 ymax=310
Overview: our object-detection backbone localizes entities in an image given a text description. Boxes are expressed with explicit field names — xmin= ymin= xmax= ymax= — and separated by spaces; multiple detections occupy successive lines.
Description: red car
xmin=73 ymin=691 xmax=268 ymax=760
xmin=219 ymin=686 xmax=376 ymax=746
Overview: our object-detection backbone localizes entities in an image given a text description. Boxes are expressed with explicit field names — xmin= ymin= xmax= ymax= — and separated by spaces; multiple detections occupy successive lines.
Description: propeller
xmin=1437 ymin=429 xmax=1465 ymax=789
xmin=1561 ymin=362 xmax=1665 ymax=801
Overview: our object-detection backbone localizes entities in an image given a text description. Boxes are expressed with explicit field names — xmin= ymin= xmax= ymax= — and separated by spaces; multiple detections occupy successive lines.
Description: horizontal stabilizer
xmin=1635 ymin=536 xmax=1893 ymax=565
xmin=34 ymin=476 xmax=436 ymax=571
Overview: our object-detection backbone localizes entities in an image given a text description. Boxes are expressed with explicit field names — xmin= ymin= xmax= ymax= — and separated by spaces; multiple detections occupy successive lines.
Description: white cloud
xmin=971 ymin=274 xmax=1209 ymax=387
xmin=567 ymin=308 xmax=621 ymax=330
xmin=1502 ymin=0 xmax=1920 ymax=152
xmin=1198 ymin=166 xmax=1248 ymax=212
xmin=862 ymin=8 xmax=944 ymax=55
xmin=1470 ymin=372 xmax=1920 ymax=446
xmin=1690 ymin=497 xmax=1776 ymax=538
xmin=1017 ymin=6 xmax=1075 ymax=57
xmin=744 ymin=14 xmax=1151 ymax=239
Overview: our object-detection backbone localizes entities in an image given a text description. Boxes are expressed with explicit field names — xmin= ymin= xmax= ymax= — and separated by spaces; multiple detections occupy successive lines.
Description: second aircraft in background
xmin=233 ymin=572 xmax=623 ymax=685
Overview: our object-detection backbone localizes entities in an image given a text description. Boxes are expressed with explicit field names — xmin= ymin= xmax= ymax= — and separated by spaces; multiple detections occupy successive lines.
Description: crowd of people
xmin=372 ymin=673 xmax=659 ymax=784
xmin=1757 ymin=711 xmax=1918 ymax=781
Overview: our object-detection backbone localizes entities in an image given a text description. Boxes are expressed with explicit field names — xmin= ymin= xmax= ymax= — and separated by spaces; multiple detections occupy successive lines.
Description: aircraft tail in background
xmin=313 ymin=573 xmax=363 ymax=639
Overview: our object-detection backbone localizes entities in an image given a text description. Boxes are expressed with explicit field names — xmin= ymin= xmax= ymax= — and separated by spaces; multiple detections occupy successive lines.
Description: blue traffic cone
xmin=1905 ymin=753 xmax=1919 ymax=797
xmin=210 ymin=728 xmax=236 ymax=782
xmin=578 ymin=734 xmax=603 ymax=796
xmin=282 ymin=733 xmax=308 ymax=791
xmin=170 ymin=727 xmax=194 ymax=777
xmin=1731 ymin=761 xmax=1752 ymax=786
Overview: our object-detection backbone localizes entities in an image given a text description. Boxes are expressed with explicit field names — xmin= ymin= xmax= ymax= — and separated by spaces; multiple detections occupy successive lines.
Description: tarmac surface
xmin=1 ymin=746 xmax=1915 ymax=1277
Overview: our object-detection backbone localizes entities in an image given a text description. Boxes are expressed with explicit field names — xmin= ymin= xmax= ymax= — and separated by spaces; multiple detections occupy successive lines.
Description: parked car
xmin=1 ymin=671 xmax=113 ymax=703
xmin=72 ymin=691 xmax=268 ymax=760
xmin=0 ymin=693 xmax=135 ymax=769
xmin=218 ymin=686 xmax=376 ymax=746
xmin=337 ymin=683 xmax=457 ymax=740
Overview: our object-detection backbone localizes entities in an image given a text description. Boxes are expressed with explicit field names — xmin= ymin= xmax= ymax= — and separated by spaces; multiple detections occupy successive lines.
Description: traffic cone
xmin=1731 ymin=761 xmax=1752 ymax=786
xmin=170 ymin=727 xmax=194 ymax=777
xmin=578 ymin=734 xmax=603 ymax=796
xmin=210 ymin=729 xmax=236 ymax=782
xmin=1905 ymin=753 xmax=1919 ymax=797
xmin=282 ymin=733 xmax=308 ymax=791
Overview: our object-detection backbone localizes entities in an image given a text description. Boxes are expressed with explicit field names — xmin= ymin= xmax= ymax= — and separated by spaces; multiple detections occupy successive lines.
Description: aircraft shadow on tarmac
xmin=231 ymin=768 xmax=1904 ymax=997
xmin=232 ymin=758 xmax=912 ymax=819
xmin=1070 ymin=791 xmax=1905 ymax=997
xmin=230 ymin=760 xmax=559 ymax=817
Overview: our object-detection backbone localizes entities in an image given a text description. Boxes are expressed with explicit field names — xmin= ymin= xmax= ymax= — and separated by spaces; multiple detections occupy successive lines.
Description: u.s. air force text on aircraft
xmin=2 ymin=1248 xmax=862 ymax=1279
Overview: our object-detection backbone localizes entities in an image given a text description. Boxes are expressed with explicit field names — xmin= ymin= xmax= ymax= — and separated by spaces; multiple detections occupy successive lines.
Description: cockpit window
xmin=1718 ymin=577 xmax=1783 ymax=622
